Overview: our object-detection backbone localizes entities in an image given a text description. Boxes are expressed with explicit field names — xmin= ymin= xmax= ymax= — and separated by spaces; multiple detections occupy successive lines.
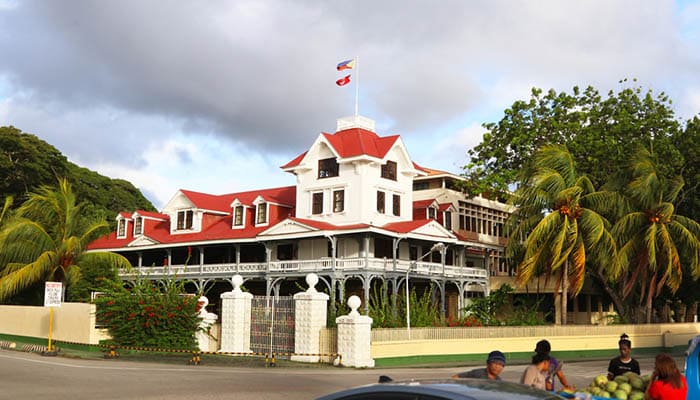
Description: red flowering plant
xmin=94 ymin=275 xmax=200 ymax=349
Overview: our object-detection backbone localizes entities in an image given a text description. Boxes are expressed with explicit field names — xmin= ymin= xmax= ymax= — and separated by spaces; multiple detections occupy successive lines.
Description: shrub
xmin=94 ymin=276 xmax=200 ymax=349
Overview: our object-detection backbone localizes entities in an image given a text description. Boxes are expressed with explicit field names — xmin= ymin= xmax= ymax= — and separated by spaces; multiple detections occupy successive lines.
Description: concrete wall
xmin=0 ymin=303 xmax=108 ymax=344
xmin=370 ymin=323 xmax=700 ymax=359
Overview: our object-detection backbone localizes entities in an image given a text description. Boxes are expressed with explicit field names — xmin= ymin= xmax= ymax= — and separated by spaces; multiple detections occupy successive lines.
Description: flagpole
xmin=354 ymin=56 xmax=359 ymax=116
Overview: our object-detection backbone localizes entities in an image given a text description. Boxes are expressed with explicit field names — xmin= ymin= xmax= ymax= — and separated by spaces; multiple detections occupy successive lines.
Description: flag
xmin=336 ymin=74 xmax=351 ymax=86
xmin=337 ymin=59 xmax=355 ymax=71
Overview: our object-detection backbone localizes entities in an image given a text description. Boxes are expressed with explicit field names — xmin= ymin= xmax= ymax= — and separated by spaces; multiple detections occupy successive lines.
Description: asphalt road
xmin=0 ymin=349 xmax=680 ymax=400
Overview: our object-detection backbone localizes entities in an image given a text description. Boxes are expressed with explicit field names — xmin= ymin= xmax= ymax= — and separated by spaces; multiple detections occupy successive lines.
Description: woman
xmin=608 ymin=333 xmax=641 ymax=379
xmin=534 ymin=339 xmax=574 ymax=392
xmin=645 ymin=353 xmax=687 ymax=400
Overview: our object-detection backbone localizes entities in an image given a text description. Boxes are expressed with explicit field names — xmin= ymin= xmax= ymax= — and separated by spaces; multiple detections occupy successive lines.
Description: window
xmin=233 ymin=206 xmax=244 ymax=226
xmin=256 ymin=202 xmax=268 ymax=224
xmin=428 ymin=207 xmax=436 ymax=219
xmin=392 ymin=194 xmax=400 ymax=216
xmin=177 ymin=210 xmax=194 ymax=230
xmin=312 ymin=192 xmax=324 ymax=215
xmin=333 ymin=190 xmax=344 ymax=213
xmin=318 ymin=158 xmax=339 ymax=178
xmin=444 ymin=211 xmax=452 ymax=230
xmin=381 ymin=160 xmax=397 ymax=180
xmin=117 ymin=219 xmax=126 ymax=237
xmin=376 ymin=191 xmax=385 ymax=213
xmin=413 ymin=181 xmax=429 ymax=191
xmin=277 ymin=244 xmax=295 ymax=261
xmin=134 ymin=217 xmax=143 ymax=235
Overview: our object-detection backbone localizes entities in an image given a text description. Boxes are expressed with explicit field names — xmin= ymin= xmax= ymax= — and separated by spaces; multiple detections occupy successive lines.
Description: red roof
xmin=413 ymin=199 xmax=435 ymax=209
xmin=282 ymin=128 xmax=399 ymax=168
xmin=135 ymin=210 xmax=168 ymax=220
xmin=382 ymin=219 xmax=434 ymax=233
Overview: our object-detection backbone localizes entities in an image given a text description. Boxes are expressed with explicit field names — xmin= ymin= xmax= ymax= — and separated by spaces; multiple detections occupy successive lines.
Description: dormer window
xmin=256 ymin=202 xmax=268 ymax=225
xmin=318 ymin=158 xmax=339 ymax=179
xmin=176 ymin=210 xmax=194 ymax=230
xmin=117 ymin=219 xmax=127 ymax=238
xmin=381 ymin=161 xmax=397 ymax=181
xmin=444 ymin=211 xmax=452 ymax=230
xmin=134 ymin=216 xmax=143 ymax=235
xmin=428 ymin=207 xmax=436 ymax=220
xmin=233 ymin=205 xmax=245 ymax=227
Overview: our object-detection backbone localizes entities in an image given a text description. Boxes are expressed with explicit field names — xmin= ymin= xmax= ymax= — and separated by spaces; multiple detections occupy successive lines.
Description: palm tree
xmin=0 ymin=179 xmax=131 ymax=302
xmin=507 ymin=145 xmax=616 ymax=325
xmin=609 ymin=148 xmax=700 ymax=323
xmin=0 ymin=196 xmax=11 ymax=226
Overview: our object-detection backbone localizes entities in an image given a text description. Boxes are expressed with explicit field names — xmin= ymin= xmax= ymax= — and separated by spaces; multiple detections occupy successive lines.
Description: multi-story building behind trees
xmin=89 ymin=115 xmax=609 ymax=322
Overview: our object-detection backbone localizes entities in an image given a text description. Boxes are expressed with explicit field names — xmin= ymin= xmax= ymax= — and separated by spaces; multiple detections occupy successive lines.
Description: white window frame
xmin=232 ymin=202 xmax=246 ymax=229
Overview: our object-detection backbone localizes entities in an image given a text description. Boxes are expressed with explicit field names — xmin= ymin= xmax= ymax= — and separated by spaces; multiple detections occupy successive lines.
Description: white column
xmin=291 ymin=273 xmax=329 ymax=363
xmin=219 ymin=275 xmax=253 ymax=353
xmin=336 ymin=295 xmax=375 ymax=368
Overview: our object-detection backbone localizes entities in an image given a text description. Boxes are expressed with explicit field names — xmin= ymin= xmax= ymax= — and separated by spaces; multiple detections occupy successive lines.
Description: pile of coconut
xmin=576 ymin=372 xmax=649 ymax=399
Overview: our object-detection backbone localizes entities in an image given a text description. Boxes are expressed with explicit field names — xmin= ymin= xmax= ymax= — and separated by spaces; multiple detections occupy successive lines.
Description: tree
xmin=604 ymin=148 xmax=700 ymax=323
xmin=464 ymin=81 xmax=683 ymax=198
xmin=0 ymin=126 xmax=156 ymax=229
xmin=0 ymin=179 xmax=132 ymax=302
xmin=507 ymin=145 xmax=616 ymax=325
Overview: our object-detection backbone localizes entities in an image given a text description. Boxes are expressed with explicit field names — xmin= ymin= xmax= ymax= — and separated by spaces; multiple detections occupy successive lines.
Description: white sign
xmin=44 ymin=281 xmax=62 ymax=307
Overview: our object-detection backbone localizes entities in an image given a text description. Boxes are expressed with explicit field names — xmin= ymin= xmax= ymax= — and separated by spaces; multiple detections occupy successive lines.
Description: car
xmin=315 ymin=377 xmax=566 ymax=400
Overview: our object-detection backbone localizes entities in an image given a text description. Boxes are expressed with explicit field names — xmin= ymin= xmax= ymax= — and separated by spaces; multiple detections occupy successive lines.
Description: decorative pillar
xmin=195 ymin=296 xmax=218 ymax=352
xmin=219 ymin=275 xmax=253 ymax=353
xmin=336 ymin=295 xmax=375 ymax=368
xmin=291 ymin=273 xmax=329 ymax=363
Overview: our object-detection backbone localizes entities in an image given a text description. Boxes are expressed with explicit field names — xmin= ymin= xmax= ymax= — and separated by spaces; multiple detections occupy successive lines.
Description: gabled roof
xmin=117 ymin=212 xmax=132 ymax=219
xmin=413 ymin=199 xmax=437 ymax=209
xmin=180 ymin=190 xmax=231 ymax=213
xmin=382 ymin=219 xmax=437 ymax=234
xmin=323 ymin=128 xmax=399 ymax=159
xmin=282 ymin=128 xmax=400 ymax=168
xmin=134 ymin=210 xmax=168 ymax=220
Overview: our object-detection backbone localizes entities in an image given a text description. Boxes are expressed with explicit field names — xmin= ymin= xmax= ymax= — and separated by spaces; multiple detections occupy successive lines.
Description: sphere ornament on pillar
xmin=232 ymin=274 xmax=244 ymax=293
xmin=306 ymin=273 xmax=319 ymax=293
xmin=348 ymin=295 xmax=361 ymax=316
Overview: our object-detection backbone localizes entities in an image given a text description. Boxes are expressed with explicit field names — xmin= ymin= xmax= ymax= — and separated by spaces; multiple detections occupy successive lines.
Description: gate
xmin=250 ymin=296 xmax=295 ymax=359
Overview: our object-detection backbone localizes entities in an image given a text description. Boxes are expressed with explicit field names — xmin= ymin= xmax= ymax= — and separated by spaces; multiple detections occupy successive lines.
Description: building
xmin=88 ymin=116 xmax=512 ymax=317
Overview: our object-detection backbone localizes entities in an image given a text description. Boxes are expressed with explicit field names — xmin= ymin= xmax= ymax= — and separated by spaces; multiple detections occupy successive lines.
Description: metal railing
xmin=119 ymin=257 xmax=488 ymax=281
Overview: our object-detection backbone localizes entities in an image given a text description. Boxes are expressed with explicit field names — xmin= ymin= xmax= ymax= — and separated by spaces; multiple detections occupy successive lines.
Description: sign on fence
xmin=44 ymin=281 xmax=62 ymax=308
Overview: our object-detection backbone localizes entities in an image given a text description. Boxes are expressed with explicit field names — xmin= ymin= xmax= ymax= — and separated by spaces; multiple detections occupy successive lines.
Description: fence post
xmin=291 ymin=273 xmax=328 ymax=363
xmin=219 ymin=274 xmax=253 ymax=353
xmin=336 ymin=295 xmax=374 ymax=368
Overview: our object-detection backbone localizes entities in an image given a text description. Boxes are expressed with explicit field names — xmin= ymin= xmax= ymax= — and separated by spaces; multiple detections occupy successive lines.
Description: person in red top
xmin=645 ymin=353 xmax=687 ymax=400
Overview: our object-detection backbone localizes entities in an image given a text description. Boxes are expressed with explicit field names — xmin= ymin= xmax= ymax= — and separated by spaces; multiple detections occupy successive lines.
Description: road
xmin=0 ymin=349 xmax=676 ymax=399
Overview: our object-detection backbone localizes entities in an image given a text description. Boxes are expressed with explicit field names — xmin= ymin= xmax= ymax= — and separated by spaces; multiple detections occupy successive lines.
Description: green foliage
xmin=0 ymin=179 xmax=132 ymax=303
xmin=367 ymin=281 xmax=402 ymax=328
xmin=95 ymin=276 xmax=200 ymax=349
xmin=464 ymin=81 xmax=683 ymax=198
xmin=0 ymin=126 xmax=156 ymax=228
xmin=66 ymin=258 xmax=121 ymax=303
xmin=463 ymin=284 xmax=547 ymax=326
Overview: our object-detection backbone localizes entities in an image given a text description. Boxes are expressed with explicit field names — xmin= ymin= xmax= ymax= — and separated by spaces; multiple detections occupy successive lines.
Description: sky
xmin=1 ymin=1 xmax=699 ymax=209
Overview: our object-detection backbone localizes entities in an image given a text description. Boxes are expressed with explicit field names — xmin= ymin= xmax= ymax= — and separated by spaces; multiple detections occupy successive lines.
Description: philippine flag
xmin=336 ymin=75 xmax=351 ymax=86
xmin=337 ymin=59 xmax=355 ymax=71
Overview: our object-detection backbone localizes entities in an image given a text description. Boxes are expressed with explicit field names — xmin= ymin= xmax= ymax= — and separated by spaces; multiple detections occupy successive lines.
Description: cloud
xmin=1 ymin=1 xmax=698 ymax=206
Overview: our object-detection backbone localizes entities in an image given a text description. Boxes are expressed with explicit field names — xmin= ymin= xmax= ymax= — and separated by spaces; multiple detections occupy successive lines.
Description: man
xmin=453 ymin=350 xmax=506 ymax=380
xmin=521 ymin=353 xmax=551 ymax=390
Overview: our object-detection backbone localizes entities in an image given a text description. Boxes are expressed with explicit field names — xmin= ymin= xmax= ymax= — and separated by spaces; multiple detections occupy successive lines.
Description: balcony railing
xmin=119 ymin=257 xmax=488 ymax=282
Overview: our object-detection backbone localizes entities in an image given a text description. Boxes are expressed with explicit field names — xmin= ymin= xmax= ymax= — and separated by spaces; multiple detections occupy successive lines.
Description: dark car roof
xmin=316 ymin=378 xmax=565 ymax=400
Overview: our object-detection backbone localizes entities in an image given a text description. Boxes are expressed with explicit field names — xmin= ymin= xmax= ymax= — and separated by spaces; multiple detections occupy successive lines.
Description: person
xmin=520 ymin=353 xmax=550 ymax=390
xmin=453 ymin=350 xmax=506 ymax=380
xmin=534 ymin=339 xmax=574 ymax=392
xmin=645 ymin=353 xmax=687 ymax=400
xmin=608 ymin=333 xmax=641 ymax=379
